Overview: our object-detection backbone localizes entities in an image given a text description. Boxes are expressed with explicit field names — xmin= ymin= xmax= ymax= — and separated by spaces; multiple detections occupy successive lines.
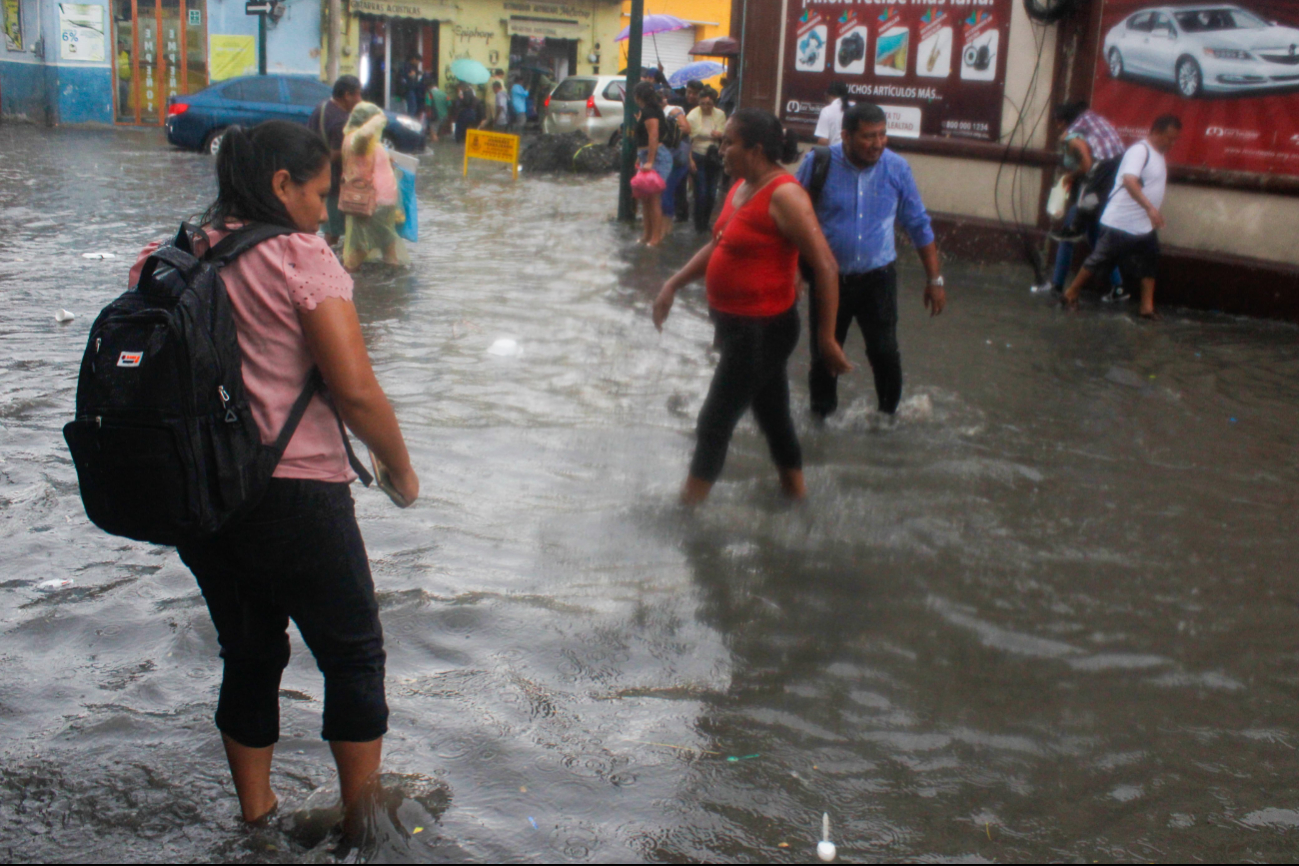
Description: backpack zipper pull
xmin=218 ymin=386 xmax=238 ymax=424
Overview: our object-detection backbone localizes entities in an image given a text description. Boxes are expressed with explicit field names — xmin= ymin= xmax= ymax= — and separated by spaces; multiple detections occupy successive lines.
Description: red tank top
xmin=706 ymin=174 xmax=800 ymax=318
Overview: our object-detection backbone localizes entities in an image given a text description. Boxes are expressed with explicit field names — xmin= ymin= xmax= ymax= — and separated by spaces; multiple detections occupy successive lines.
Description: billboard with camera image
xmin=781 ymin=0 xmax=1014 ymax=141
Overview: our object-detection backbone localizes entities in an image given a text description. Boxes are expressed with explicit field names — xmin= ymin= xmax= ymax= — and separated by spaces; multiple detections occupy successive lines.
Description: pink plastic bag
xmin=630 ymin=166 xmax=666 ymax=200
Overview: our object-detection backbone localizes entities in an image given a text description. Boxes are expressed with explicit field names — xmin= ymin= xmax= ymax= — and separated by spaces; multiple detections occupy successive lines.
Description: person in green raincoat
xmin=340 ymin=102 xmax=408 ymax=271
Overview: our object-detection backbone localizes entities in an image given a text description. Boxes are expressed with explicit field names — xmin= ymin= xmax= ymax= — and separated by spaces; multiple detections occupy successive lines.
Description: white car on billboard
xmin=1103 ymin=4 xmax=1299 ymax=97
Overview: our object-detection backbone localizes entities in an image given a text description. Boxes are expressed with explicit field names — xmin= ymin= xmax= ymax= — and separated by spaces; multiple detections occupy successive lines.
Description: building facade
xmin=2 ymin=0 xmax=322 ymax=126
xmin=617 ymin=0 xmax=731 ymax=85
xmin=333 ymin=0 xmax=623 ymax=113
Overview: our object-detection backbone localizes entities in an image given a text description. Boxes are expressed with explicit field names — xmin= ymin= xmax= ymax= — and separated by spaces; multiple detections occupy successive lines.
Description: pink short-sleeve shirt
xmin=130 ymin=230 xmax=357 ymax=482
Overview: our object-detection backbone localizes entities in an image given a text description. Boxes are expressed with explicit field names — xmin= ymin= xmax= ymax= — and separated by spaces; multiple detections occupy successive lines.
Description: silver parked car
xmin=1103 ymin=4 xmax=1299 ymax=98
xmin=542 ymin=75 xmax=627 ymax=145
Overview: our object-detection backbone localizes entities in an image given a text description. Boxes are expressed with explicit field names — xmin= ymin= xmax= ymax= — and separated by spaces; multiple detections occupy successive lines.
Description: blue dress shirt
xmin=795 ymin=145 xmax=935 ymax=276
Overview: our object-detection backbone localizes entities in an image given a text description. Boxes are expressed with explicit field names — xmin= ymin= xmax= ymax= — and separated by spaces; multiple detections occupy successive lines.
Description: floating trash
xmin=82 ymin=252 xmax=117 ymax=260
xmin=37 ymin=579 xmax=73 ymax=590
xmin=817 ymin=812 xmax=837 ymax=862
xmin=488 ymin=338 xmax=520 ymax=357
xmin=54 ymin=309 xmax=75 ymax=323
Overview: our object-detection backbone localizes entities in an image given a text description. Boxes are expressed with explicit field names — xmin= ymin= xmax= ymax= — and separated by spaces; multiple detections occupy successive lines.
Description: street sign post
xmin=618 ymin=0 xmax=644 ymax=222
xmin=245 ymin=1 xmax=273 ymax=75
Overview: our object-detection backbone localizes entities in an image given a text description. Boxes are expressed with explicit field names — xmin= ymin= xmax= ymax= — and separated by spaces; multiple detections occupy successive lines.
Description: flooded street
xmin=4 ymin=123 xmax=1299 ymax=863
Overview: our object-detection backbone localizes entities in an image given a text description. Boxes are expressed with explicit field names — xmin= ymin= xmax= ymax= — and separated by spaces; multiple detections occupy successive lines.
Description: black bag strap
xmin=204 ymin=223 xmax=298 ymax=267
xmin=273 ymin=370 xmax=373 ymax=487
xmin=808 ymin=146 xmax=832 ymax=209
xmin=1107 ymin=144 xmax=1152 ymax=204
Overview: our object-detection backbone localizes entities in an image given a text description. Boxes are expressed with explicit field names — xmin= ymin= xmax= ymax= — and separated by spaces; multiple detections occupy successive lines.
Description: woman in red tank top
xmin=652 ymin=110 xmax=852 ymax=505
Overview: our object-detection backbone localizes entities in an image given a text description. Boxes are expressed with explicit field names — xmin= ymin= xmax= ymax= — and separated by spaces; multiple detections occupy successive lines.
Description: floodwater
xmin=2 ymin=123 xmax=1299 ymax=864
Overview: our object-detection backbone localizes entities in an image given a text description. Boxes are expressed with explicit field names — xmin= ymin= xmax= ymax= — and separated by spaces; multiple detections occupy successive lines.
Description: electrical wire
xmin=992 ymin=10 xmax=1053 ymax=282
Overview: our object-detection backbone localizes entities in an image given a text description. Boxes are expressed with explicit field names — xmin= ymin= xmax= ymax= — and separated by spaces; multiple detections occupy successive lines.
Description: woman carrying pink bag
xmin=631 ymin=166 xmax=666 ymax=200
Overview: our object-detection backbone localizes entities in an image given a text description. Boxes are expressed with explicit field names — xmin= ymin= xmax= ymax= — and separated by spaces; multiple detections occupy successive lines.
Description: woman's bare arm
xmin=653 ymin=240 xmax=717 ymax=330
xmin=300 ymin=297 xmax=418 ymax=503
xmin=769 ymin=184 xmax=852 ymax=375
xmin=644 ymin=118 xmax=660 ymax=167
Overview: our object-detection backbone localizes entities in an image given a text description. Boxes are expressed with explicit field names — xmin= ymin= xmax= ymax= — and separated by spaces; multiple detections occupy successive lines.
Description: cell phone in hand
xmin=371 ymin=453 xmax=413 ymax=509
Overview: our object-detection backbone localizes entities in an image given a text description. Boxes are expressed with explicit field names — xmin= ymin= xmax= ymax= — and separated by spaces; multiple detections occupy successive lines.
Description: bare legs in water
xmin=223 ymin=733 xmax=383 ymax=829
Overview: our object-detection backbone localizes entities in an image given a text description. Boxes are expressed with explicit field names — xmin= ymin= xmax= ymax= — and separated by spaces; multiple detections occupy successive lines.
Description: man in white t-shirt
xmin=1063 ymin=115 xmax=1182 ymax=319
xmin=814 ymin=81 xmax=850 ymax=146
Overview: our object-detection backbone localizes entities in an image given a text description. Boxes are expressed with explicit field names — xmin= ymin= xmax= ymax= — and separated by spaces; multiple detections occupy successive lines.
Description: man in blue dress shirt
xmin=796 ymin=102 xmax=946 ymax=418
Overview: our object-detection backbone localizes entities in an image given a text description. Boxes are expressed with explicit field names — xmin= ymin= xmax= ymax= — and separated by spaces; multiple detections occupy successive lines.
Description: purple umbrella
xmin=615 ymin=14 xmax=690 ymax=41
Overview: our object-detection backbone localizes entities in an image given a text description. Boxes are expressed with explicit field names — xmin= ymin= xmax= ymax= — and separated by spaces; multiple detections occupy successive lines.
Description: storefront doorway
xmin=112 ymin=0 xmax=207 ymax=124
xmin=357 ymin=16 xmax=438 ymax=113
xmin=509 ymin=35 xmax=576 ymax=85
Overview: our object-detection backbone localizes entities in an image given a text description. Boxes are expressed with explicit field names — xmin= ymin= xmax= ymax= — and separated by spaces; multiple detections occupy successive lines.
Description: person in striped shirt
xmin=1040 ymin=101 xmax=1127 ymax=299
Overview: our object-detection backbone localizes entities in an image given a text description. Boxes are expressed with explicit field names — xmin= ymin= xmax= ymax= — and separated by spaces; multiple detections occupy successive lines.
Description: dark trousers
xmin=693 ymin=158 xmax=722 ymax=233
xmin=673 ymin=168 xmax=690 ymax=222
xmin=809 ymin=265 xmax=902 ymax=416
xmin=691 ymin=306 xmax=803 ymax=483
xmin=177 ymin=479 xmax=388 ymax=748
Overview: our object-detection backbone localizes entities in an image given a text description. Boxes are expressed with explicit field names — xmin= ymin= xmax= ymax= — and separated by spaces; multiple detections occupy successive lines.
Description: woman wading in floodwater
xmin=129 ymin=121 xmax=419 ymax=826
xmin=653 ymin=109 xmax=852 ymax=504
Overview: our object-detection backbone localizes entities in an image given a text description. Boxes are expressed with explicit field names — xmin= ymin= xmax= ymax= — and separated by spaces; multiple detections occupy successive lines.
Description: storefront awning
xmin=507 ymin=16 xmax=583 ymax=40
xmin=350 ymin=0 xmax=454 ymax=21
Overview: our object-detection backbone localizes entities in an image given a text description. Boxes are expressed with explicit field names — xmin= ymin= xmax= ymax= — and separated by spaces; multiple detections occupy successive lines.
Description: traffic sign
xmin=245 ymin=1 xmax=273 ymax=14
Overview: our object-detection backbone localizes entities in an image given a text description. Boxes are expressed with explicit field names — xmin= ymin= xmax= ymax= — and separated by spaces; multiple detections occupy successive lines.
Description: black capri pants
xmin=178 ymin=479 xmax=388 ymax=749
xmin=690 ymin=305 xmax=803 ymax=483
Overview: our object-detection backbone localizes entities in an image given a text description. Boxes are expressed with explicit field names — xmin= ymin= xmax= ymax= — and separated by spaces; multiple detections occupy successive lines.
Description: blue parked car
xmin=165 ymin=75 xmax=427 ymax=155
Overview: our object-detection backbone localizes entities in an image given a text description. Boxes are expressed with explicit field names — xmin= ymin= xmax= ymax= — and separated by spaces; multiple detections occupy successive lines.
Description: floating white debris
xmin=488 ymin=338 xmax=520 ymax=357
xmin=82 ymin=252 xmax=117 ymax=260
xmin=817 ymin=812 xmax=836 ymax=862
xmin=37 ymin=579 xmax=73 ymax=591
xmin=54 ymin=309 xmax=75 ymax=323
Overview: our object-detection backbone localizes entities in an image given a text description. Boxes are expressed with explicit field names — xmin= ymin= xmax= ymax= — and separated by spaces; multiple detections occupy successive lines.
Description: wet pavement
xmin=2 ymin=122 xmax=1299 ymax=863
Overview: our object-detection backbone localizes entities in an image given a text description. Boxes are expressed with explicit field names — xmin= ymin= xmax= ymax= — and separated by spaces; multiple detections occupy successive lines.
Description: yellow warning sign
xmin=463 ymin=129 xmax=520 ymax=180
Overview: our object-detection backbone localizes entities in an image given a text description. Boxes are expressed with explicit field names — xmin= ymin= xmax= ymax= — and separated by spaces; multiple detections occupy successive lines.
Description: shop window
xmin=113 ymin=0 xmax=207 ymax=124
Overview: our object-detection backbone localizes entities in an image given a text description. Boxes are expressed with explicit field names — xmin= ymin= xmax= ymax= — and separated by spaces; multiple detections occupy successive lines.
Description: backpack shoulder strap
xmin=316 ymin=100 xmax=329 ymax=138
xmin=808 ymin=146 xmax=833 ymax=209
xmin=274 ymin=370 xmax=373 ymax=486
xmin=204 ymin=224 xmax=298 ymax=268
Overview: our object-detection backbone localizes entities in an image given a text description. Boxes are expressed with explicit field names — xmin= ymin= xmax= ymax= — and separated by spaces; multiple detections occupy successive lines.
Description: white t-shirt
xmin=814 ymin=100 xmax=845 ymax=144
xmin=1101 ymin=140 xmax=1167 ymax=235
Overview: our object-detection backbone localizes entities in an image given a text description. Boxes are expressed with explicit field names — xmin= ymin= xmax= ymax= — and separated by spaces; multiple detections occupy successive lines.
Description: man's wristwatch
xmin=927 ymin=276 xmax=945 ymax=288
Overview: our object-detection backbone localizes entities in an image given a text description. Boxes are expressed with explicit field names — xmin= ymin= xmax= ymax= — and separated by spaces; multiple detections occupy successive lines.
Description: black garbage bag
xmin=520 ymin=132 xmax=619 ymax=175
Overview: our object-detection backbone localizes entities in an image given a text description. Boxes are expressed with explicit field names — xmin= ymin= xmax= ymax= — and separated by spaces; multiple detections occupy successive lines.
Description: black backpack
xmin=659 ymin=109 xmax=683 ymax=150
xmin=63 ymin=223 xmax=371 ymax=547
xmin=798 ymin=146 xmax=834 ymax=285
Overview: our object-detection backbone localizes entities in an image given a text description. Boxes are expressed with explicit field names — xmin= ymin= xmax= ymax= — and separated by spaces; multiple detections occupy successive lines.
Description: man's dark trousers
xmin=808 ymin=264 xmax=902 ymax=416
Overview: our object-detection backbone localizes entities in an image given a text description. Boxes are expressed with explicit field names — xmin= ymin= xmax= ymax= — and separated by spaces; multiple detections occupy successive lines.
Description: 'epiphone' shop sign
xmin=781 ymin=0 xmax=1012 ymax=141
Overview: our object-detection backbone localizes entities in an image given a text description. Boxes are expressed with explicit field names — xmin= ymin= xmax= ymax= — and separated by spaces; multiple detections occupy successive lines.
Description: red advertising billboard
xmin=1091 ymin=0 xmax=1299 ymax=177
xmin=781 ymin=0 xmax=1014 ymax=141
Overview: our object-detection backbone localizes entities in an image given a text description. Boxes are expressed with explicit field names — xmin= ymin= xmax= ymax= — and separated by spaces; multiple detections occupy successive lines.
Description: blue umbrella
xmin=450 ymin=58 xmax=490 ymax=85
xmin=616 ymin=14 xmax=690 ymax=41
xmin=669 ymin=61 xmax=724 ymax=88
